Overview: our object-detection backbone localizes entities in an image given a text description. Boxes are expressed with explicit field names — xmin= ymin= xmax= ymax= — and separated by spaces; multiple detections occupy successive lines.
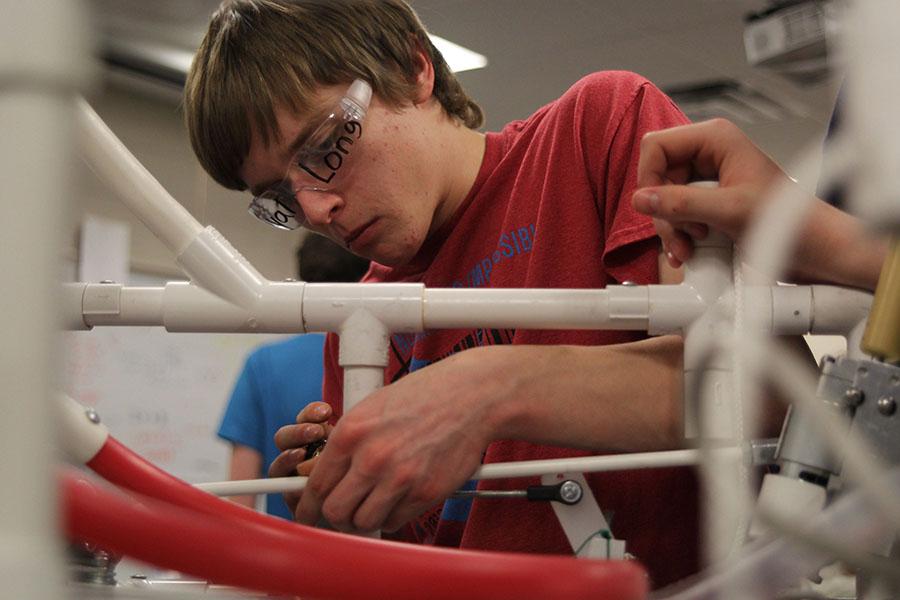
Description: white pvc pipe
xmin=338 ymin=310 xmax=390 ymax=412
xmin=57 ymin=393 xmax=109 ymax=465
xmin=196 ymin=447 xmax=743 ymax=496
xmin=77 ymin=100 xmax=267 ymax=309
xmin=808 ymin=285 xmax=874 ymax=337
xmin=423 ymin=288 xmax=625 ymax=330
xmin=77 ymin=98 xmax=203 ymax=255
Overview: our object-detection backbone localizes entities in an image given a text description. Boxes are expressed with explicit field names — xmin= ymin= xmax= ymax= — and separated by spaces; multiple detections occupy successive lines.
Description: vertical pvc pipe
xmin=338 ymin=310 xmax=390 ymax=411
xmin=0 ymin=2 xmax=93 ymax=598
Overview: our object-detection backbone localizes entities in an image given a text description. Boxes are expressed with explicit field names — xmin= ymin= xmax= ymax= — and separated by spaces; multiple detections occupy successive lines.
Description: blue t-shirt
xmin=217 ymin=334 xmax=325 ymax=519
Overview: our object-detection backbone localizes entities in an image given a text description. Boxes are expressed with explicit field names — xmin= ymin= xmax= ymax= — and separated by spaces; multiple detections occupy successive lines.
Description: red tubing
xmin=81 ymin=439 xmax=648 ymax=600
xmin=88 ymin=437 xmax=292 ymax=534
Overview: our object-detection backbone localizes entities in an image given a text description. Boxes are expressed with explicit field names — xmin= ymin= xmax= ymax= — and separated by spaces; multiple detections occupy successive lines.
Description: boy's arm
xmin=295 ymin=249 xmax=690 ymax=532
xmin=633 ymin=118 xmax=887 ymax=291
xmin=227 ymin=444 xmax=263 ymax=509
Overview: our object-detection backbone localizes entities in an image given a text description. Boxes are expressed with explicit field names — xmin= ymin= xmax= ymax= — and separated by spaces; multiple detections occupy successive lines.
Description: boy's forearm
xmin=482 ymin=336 xmax=686 ymax=453
xmin=795 ymin=200 xmax=888 ymax=291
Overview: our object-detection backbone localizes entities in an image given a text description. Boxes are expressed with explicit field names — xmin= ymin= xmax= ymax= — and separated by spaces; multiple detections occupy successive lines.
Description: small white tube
xmin=57 ymin=393 xmax=109 ymax=465
xmin=197 ymin=447 xmax=743 ymax=496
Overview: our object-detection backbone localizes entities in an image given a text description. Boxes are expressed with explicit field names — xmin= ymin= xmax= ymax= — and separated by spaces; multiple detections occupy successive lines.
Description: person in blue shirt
xmin=217 ymin=234 xmax=369 ymax=518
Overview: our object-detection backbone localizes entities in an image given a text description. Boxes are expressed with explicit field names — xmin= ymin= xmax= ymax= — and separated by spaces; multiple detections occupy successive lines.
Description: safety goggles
xmin=248 ymin=79 xmax=373 ymax=231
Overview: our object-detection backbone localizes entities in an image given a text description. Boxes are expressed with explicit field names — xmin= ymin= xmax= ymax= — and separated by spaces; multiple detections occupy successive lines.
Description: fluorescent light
xmin=429 ymin=34 xmax=488 ymax=73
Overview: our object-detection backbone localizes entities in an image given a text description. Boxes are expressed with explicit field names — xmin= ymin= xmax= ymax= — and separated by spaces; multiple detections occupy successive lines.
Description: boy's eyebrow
xmin=249 ymin=107 xmax=331 ymax=196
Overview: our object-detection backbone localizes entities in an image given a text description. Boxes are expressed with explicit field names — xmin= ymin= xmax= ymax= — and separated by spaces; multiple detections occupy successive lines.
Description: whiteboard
xmin=62 ymin=270 xmax=286 ymax=484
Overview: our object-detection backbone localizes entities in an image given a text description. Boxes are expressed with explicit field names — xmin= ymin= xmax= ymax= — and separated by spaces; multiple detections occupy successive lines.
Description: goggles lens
xmin=248 ymin=79 xmax=372 ymax=231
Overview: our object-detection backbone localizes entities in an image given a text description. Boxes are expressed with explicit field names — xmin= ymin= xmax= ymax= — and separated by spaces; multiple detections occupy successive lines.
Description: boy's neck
xmin=429 ymin=121 xmax=486 ymax=238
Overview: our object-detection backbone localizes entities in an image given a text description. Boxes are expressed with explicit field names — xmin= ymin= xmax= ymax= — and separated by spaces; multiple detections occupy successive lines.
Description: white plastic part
xmin=345 ymin=79 xmax=373 ymax=114
xmin=57 ymin=393 xmax=110 ymax=465
xmin=539 ymin=472 xmax=621 ymax=559
xmin=303 ymin=283 xmax=424 ymax=333
xmin=808 ymin=285 xmax=874 ymax=336
xmin=2 ymin=2 xmax=92 ymax=598
xmin=163 ymin=281 xmax=304 ymax=333
xmin=646 ymin=284 xmax=705 ymax=335
xmin=748 ymin=473 xmax=827 ymax=540
xmin=771 ymin=285 xmax=813 ymax=335
xmin=175 ymin=226 xmax=267 ymax=309
xmin=61 ymin=283 xmax=91 ymax=330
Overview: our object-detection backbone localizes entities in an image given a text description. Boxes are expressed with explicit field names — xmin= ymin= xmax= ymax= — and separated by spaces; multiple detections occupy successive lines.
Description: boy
xmin=186 ymin=0 xmax=693 ymax=586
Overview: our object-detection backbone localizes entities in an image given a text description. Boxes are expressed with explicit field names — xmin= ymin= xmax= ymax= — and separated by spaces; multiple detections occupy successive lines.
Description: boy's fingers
xmin=296 ymin=402 xmax=332 ymax=424
xmin=274 ymin=422 xmax=326 ymax=451
xmin=633 ymin=184 xmax=733 ymax=233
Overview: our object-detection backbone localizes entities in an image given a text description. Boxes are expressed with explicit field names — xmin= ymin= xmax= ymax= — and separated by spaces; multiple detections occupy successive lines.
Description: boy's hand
xmin=632 ymin=118 xmax=788 ymax=268
xmin=269 ymin=402 xmax=334 ymax=515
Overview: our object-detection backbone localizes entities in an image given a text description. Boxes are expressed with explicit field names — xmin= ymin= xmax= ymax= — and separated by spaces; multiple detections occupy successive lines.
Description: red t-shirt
xmin=322 ymin=71 xmax=697 ymax=587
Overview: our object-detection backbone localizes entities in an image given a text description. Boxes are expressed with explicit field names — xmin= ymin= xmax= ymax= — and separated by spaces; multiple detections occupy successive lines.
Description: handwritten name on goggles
xmin=248 ymin=79 xmax=372 ymax=231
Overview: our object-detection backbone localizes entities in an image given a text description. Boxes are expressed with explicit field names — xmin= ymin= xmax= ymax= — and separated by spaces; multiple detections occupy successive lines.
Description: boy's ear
xmin=410 ymin=38 xmax=435 ymax=104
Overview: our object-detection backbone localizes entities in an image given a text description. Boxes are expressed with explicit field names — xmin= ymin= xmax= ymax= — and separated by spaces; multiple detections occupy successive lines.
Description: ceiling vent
xmin=665 ymin=80 xmax=799 ymax=126
xmin=743 ymin=0 xmax=842 ymax=85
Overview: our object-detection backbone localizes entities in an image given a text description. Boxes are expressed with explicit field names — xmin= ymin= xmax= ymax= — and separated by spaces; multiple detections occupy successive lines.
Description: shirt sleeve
xmin=594 ymin=78 xmax=690 ymax=283
xmin=321 ymin=332 xmax=345 ymax=420
xmin=217 ymin=354 xmax=266 ymax=452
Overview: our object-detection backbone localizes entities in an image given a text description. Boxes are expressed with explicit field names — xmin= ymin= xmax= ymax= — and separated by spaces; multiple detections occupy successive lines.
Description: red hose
xmin=64 ymin=469 xmax=647 ymax=600
xmin=88 ymin=437 xmax=290 ymax=534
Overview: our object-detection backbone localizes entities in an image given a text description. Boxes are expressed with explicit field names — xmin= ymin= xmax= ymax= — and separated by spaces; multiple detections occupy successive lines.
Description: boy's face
xmin=240 ymin=84 xmax=443 ymax=267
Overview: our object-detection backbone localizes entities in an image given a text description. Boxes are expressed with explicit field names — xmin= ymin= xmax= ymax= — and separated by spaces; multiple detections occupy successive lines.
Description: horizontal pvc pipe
xmin=68 ymin=282 xmax=305 ymax=333
xmin=197 ymin=447 xmax=743 ymax=497
xmin=78 ymin=443 xmax=648 ymax=600
xmin=425 ymin=288 xmax=613 ymax=329
xmin=808 ymin=285 xmax=873 ymax=336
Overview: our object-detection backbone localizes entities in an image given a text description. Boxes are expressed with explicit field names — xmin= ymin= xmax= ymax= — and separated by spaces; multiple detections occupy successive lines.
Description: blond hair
xmin=184 ymin=0 xmax=484 ymax=190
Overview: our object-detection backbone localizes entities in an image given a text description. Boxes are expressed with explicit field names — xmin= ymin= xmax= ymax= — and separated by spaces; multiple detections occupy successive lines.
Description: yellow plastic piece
xmin=862 ymin=239 xmax=900 ymax=363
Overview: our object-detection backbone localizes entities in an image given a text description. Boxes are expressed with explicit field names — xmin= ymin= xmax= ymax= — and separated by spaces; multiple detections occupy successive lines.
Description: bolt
xmin=877 ymin=396 xmax=896 ymax=416
xmin=559 ymin=480 xmax=583 ymax=505
xmin=621 ymin=281 xmax=637 ymax=287
xmin=85 ymin=409 xmax=101 ymax=424
xmin=844 ymin=388 xmax=865 ymax=407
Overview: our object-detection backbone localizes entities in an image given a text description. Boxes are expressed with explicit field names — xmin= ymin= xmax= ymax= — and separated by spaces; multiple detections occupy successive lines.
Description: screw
xmin=85 ymin=409 xmax=101 ymax=424
xmin=99 ymin=280 xmax=116 ymax=284
xmin=621 ymin=281 xmax=637 ymax=287
xmin=877 ymin=396 xmax=896 ymax=416
xmin=559 ymin=480 xmax=583 ymax=505
xmin=844 ymin=388 xmax=865 ymax=407
xmin=283 ymin=278 xmax=298 ymax=282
